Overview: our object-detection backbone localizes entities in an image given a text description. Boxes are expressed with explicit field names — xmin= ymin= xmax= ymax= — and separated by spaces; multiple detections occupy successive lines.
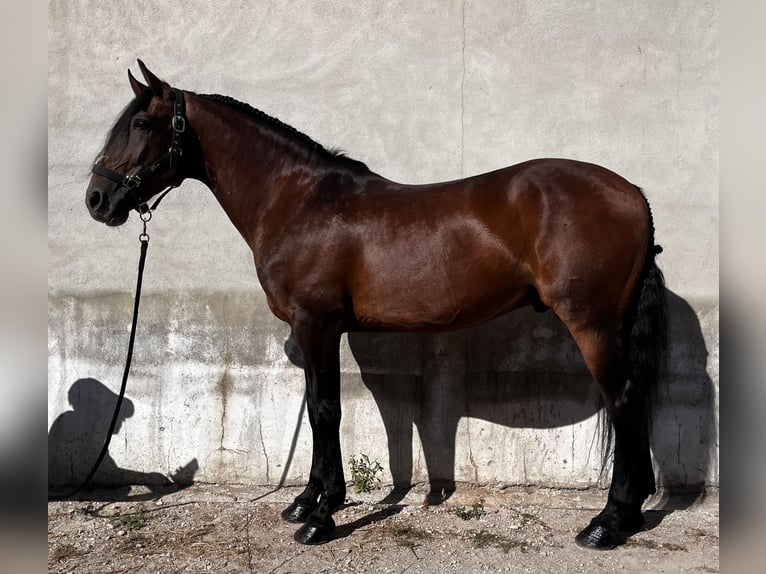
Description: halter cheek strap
xmin=91 ymin=88 xmax=186 ymax=212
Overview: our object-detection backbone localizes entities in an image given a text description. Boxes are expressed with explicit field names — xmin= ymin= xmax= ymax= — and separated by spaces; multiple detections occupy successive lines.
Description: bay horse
xmin=85 ymin=61 xmax=666 ymax=549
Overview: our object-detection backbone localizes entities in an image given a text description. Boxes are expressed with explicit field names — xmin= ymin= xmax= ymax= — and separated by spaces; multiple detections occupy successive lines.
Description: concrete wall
xmin=48 ymin=1 xmax=718 ymax=490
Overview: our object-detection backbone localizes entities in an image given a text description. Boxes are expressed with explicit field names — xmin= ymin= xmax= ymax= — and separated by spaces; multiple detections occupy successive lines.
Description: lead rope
xmin=49 ymin=211 xmax=152 ymax=501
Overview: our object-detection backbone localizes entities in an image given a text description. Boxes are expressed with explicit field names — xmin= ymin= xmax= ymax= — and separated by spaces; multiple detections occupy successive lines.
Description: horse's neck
xmin=186 ymin=94 xmax=313 ymax=247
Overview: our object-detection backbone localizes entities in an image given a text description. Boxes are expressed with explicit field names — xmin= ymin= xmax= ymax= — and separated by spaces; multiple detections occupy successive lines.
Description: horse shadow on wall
xmin=286 ymin=289 xmax=715 ymax=507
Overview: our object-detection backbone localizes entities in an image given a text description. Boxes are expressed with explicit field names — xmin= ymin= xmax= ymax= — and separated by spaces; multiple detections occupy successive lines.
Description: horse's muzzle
xmin=86 ymin=188 xmax=130 ymax=226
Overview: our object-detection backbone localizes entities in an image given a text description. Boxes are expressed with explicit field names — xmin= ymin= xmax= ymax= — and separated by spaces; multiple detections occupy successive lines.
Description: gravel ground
xmin=48 ymin=483 xmax=718 ymax=573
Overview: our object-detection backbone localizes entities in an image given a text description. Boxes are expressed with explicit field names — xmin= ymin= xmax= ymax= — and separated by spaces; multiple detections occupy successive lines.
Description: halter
xmin=91 ymin=88 xmax=187 ymax=213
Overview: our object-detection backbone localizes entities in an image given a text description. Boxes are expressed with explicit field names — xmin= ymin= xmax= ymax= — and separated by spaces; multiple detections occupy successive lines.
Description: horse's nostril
xmin=88 ymin=189 xmax=104 ymax=210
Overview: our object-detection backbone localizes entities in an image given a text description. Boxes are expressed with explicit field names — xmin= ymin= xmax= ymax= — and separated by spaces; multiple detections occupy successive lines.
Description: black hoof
xmin=281 ymin=501 xmax=315 ymax=523
xmin=575 ymin=524 xmax=624 ymax=550
xmin=294 ymin=520 xmax=335 ymax=545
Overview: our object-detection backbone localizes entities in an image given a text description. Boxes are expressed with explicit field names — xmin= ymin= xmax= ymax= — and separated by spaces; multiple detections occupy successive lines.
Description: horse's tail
xmin=599 ymin=187 xmax=667 ymax=477
xmin=625 ymin=247 xmax=667 ymax=429
xmin=625 ymin=188 xmax=667 ymax=432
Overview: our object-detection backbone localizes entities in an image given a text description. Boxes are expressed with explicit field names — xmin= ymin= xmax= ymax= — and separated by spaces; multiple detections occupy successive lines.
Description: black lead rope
xmin=48 ymin=213 xmax=152 ymax=501
xmin=54 ymin=90 xmax=186 ymax=502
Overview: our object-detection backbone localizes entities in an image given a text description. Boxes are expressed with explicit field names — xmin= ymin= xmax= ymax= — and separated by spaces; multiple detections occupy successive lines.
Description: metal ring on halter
xmin=139 ymin=208 xmax=151 ymax=242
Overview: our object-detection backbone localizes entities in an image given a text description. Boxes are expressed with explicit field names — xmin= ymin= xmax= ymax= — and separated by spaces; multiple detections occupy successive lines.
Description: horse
xmin=85 ymin=61 xmax=666 ymax=549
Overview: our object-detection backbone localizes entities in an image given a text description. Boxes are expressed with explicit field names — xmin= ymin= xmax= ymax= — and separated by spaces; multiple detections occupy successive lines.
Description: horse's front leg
xmin=285 ymin=313 xmax=345 ymax=544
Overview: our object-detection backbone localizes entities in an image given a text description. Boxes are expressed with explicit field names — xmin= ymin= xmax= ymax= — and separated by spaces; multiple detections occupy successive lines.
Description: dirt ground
xmin=48 ymin=483 xmax=718 ymax=574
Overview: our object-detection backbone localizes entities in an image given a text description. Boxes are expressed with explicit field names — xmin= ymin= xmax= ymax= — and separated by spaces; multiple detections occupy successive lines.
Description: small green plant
xmin=348 ymin=453 xmax=383 ymax=493
xmin=454 ymin=500 xmax=486 ymax=520
xmin=109 ymin=506 xmax=148 ymax=531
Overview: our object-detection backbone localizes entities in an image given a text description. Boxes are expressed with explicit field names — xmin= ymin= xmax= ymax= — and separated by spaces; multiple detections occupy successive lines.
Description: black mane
xmin=197 ymin=93 xmax=370 ymax=172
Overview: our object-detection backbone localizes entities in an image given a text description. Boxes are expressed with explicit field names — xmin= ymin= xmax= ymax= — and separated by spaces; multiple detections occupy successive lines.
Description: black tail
xmin=598 ymin=188 xmax=667 ymax=478
xmin=625 ymin=254 xmax=667 ymax=430
xmin=625 ymin=187 xmax=667 ymax=430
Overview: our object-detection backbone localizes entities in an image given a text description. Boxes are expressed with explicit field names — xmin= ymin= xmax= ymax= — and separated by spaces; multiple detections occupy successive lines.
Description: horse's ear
xmin=128 ymin=69 xmax=148 ymax=97
xmin=137 ymin=59 xmax=168 ymax=97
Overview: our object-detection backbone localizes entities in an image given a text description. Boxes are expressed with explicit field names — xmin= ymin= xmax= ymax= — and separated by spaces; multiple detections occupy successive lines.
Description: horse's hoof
xmin=294 ymin=520 xmax=335 ymax=545
xmin=575 ymin=524 xmax=623 ymax=550
xmin=281 ymin=501 xmax=315 ymax=523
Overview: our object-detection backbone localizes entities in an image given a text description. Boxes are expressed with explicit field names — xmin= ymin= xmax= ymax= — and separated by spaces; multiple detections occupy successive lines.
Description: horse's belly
xmin=350 ymin=263 xmax=531 ymax=332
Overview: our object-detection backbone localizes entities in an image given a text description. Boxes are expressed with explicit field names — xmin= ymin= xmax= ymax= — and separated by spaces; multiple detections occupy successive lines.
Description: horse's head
xmin=86 ymin=60 xmax=188 ymax=226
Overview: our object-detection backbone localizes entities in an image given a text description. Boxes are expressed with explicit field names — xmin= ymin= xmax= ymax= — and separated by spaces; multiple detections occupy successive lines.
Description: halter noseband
xmin=91 ymin=88 xmax=187 ymax=212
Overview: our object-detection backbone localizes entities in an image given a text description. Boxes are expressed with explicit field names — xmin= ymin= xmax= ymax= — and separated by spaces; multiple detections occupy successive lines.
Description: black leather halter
xmin=91 ymin=88 xmax=187 ymax=212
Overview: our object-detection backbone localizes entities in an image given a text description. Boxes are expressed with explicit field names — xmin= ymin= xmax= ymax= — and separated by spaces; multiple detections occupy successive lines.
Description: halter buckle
xmin=172 ymin=115 xmax=186 ymax=133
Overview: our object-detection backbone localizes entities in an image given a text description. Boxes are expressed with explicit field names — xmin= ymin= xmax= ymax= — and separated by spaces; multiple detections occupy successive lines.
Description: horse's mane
xmin=197 ymin=93 xmax=370 ymax=173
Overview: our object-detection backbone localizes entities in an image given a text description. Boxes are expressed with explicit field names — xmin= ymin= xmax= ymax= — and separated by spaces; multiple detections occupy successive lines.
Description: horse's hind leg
xmin=283 ymin=312 xmax=346 ymax=545
xmin=565 ymin=322 xmax=655 ymax=550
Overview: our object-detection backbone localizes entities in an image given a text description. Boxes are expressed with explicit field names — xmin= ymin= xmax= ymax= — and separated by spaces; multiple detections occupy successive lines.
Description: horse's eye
xmin=133 ymin=118 xmax=152 ymax=130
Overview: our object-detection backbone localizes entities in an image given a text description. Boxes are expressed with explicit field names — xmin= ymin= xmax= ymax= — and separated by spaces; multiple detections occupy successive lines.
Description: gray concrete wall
xmin=48 ymin=1 xmax=718 ymax=490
